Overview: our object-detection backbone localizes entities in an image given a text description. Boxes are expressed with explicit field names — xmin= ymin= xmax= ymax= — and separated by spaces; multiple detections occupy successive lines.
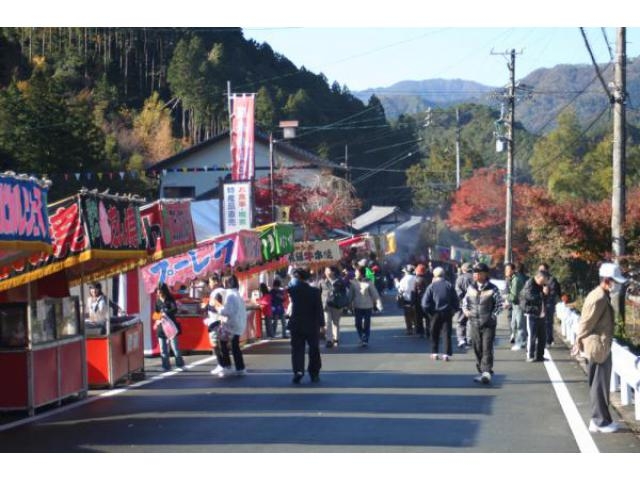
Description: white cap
xmin=598 ymin=262 xmax=627 ymax=283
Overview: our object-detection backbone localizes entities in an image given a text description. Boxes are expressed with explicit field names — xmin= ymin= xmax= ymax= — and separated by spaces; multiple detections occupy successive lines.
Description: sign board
xmin=222 ymin=182 xmax=252 ymax=234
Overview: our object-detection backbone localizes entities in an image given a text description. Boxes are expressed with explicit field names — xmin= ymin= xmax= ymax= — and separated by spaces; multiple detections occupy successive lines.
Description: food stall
xmin=140 ymin=228 xmax=274 ymax=353
xmin=0 ymin=174 xmax=79 ymax=414
xmin=0 ymin=190 xmax=148 ymax=402
xmin=251 ymin=223 xmax=295 ymax=337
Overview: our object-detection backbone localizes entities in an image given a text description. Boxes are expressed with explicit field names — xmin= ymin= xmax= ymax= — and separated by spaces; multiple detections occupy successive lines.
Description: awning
xmin=0 ymin=191 xmax=148 ymax=292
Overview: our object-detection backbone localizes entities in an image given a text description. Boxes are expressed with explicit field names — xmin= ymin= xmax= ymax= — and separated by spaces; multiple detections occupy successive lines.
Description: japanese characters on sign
xmin=288 ymin=240 xmax=340 ymax=266
xmin=223 ymin=182 xmax=252 ymax=234
xmin=0 ymin=175 xmax=51 ymax=245
xmin=258 ymin=224 xmax=294 ymax=261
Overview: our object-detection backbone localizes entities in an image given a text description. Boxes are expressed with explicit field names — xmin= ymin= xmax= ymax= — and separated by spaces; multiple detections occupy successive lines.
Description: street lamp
xmin=270 ymin=120 xmax=298 ymax=222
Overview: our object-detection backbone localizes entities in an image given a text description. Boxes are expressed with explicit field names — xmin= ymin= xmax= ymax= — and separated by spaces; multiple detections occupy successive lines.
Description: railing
xmin=556 ymin=301 xmax=640 ymax=420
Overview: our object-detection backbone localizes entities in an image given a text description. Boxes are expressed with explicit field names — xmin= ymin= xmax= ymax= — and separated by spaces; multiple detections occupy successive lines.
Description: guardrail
xmin=556 ymin=302 xmax=640 ymax=421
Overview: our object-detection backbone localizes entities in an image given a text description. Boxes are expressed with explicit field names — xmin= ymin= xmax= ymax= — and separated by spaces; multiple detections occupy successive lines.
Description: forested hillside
xmin=0 ymin=27 xmax=419 ymax=207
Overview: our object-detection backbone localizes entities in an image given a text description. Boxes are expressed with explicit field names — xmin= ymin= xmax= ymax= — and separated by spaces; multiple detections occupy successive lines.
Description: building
xmin=146 ymin=130 xmax=342 ymax=200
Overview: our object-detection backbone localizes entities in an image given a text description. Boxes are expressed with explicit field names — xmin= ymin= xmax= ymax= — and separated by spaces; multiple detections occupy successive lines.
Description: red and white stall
xmin=0 ymin=190 xmax=148 ymax=405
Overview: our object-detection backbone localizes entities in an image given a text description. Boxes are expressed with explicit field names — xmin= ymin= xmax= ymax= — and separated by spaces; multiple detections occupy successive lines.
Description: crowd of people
xmin=150 ymin=253 xmax=624 ymax=435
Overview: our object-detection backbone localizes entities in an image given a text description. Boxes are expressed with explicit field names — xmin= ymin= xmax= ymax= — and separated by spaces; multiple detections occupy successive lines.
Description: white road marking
xmin=543 ymin=348 xmax=599 ymax=453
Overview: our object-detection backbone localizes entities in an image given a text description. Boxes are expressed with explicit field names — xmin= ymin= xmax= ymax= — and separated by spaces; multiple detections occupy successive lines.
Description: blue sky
xmin=244 ymin=27 xmax=640 ymax=91
xmin=12 ymin=1 xmax=639 ymax=93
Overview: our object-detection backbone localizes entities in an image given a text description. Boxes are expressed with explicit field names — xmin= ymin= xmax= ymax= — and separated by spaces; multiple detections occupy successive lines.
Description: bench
xmin=610 ymin=340 xmax=640 ymax=420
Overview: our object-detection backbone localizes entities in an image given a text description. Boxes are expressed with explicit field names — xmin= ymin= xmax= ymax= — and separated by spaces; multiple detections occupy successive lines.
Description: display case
xmin=85 ymin=315 xmax=144 ymax=388
xmin=0 ymin=296 xmax=87 ymax=414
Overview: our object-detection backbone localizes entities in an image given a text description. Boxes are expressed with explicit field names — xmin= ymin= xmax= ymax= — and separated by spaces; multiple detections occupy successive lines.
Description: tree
xmin=254 ymin=171 xmax=360 ymax=240
xmin=133 ymin=91 xmax=176 ymax=164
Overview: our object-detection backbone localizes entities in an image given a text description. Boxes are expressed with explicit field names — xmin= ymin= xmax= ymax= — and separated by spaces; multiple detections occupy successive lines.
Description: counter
xmin=0 ymin=298 xmax=87 ymax=415
xmin=85 ymin=315 xmax=144 ymax=388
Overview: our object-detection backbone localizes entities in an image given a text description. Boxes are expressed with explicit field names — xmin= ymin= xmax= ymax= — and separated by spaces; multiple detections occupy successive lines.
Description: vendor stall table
xmin=85 ymin=315 xmax=144 ymax=388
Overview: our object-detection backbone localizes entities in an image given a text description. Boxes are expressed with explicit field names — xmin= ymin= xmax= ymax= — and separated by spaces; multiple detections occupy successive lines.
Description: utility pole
xmin=612 ymin=27 xmax=626 ymax=261
xmin=611 ymin=28 xmax=627 ymax=336
xmin=491 ymin=48 xmax=519 ymax=264
xmin=269 ymin=132 xmax=276 ymax=222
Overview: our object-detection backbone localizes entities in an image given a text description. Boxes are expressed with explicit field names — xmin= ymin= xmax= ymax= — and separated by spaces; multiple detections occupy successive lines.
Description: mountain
xmin=354 ymin=79 xmax=496 ymax=118
xmin=355 ymin=57 xmax=640 ymax=134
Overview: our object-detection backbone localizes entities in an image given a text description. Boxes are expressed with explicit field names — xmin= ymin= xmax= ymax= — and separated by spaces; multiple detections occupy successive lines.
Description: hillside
xmin=354 ymin=79 xmax=495 ymax=118
xmin=355 ymin=57 xmax=640 ymax=134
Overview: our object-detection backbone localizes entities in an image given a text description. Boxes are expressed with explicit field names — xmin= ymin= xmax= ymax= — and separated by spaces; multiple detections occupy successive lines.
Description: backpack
xmin=327 ymin=279 xmax=350 ymax=309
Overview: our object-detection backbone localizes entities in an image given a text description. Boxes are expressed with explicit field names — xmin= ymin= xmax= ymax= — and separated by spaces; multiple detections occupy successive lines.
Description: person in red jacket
xmin=256 ymin=283 xmax=274 ymax=338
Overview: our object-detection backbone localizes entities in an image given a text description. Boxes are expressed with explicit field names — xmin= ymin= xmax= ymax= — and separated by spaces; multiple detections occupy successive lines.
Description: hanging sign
xmin=289 ymin=240 xmax=340 ymax=265
xmin=223 ymin=182 xmax=252 ymax=234
xmin=230 ymin=94 xmax=255 ymax=181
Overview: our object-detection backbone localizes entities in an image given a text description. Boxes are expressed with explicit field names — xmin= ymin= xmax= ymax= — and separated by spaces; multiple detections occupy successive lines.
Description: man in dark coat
xmin=287 ymin=268 xmax=325 ymax=384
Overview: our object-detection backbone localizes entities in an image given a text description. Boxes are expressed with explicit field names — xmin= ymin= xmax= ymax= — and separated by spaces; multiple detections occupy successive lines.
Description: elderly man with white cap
xmin=572 ymin=262 xmax=627 ymax=433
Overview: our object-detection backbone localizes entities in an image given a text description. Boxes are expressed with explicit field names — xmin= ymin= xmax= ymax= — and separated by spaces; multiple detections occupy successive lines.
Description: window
xmin=163 ymin=186 xmax=195 ymax=199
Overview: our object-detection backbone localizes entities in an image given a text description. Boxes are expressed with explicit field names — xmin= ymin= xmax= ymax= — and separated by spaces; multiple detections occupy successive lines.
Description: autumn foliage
xmin=447 ymin=167 xmax=640 ymax=270
xmin=254 ymin=170 xmax=360 ymax=240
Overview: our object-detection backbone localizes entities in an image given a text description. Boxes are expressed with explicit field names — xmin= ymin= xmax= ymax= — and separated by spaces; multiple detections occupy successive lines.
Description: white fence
xmin=556 ymin=301 xmax=640 ymax=420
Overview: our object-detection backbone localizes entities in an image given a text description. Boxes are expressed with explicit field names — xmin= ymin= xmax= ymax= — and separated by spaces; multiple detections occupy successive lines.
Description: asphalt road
xmin=1 ymin=297 xmax=640 ymax=453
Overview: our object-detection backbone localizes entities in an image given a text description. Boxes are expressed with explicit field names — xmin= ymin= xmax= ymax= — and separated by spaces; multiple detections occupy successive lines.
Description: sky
xmin=243 ymin=27 xmax=640 ymax=91
xmin=7 ymin=1 xmax=640 ymax=93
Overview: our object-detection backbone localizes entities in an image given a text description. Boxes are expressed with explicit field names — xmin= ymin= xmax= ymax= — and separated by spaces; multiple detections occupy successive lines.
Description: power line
xmin=580 ymin=27 xmax=613 ymax=102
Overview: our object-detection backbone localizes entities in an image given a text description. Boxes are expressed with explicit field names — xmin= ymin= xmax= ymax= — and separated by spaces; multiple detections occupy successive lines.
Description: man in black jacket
xmin=287 ymin=268 xmax=325 ymax=384
xmin=520 ymin=270 xmax=549 ymax=362
xmin=462 ymin=263 xmax=502 ymax=384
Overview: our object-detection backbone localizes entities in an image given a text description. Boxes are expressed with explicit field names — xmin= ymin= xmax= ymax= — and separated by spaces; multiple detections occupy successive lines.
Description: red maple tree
xmin=254 ymin=170 xmax=360 ymax=240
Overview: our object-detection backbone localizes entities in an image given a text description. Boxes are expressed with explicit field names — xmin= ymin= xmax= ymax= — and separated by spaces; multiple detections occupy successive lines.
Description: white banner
xmin=289 ymin=240 xmax=341 ymax=265
xmin=223 ymin=182 xmax=253 ymax=234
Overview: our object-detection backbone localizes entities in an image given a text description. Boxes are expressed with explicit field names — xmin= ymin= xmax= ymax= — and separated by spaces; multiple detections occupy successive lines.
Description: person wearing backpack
xmin=320 ymin=265 xmax=348 ymax=348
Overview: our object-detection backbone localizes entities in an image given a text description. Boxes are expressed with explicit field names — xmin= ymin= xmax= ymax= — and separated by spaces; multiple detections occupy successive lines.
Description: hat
xmin=598 ymin=262 xmax=627 ymax=283
xmin=403 ymin=264 xmax=415 ymax=274
xmin=415 ymin=264 xmax=427 ymax=275
xmin=433 ymin=266 xmax=445 ymax=278
xmin=461 ymin=262 xmax=472 ymax=273
xmin=292 ymin=268 xmax=310 ymax=281
xmin=473 ymin=262 xmax=490 ymax=273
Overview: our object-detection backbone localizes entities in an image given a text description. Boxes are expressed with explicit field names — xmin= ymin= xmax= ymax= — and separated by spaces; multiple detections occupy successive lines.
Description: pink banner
xmin=230 ymin=94 xmax=255 ymax=181
xmin=140 ymin=230 xmax=261 ymax=293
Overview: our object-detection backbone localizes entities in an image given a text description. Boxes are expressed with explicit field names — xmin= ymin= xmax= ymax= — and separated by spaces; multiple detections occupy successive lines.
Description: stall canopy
xmin=140 ymin=199 xmax=196 ymax=261
xmin=140 ymin=229 xmax=263 ymax=294
xmin=0 ymin=190 xmax=148 ymax=292
xmin=255 ymin=223 xmax=295 ymax=261
xmin=0 ymin=173 xmax=52 ymax=267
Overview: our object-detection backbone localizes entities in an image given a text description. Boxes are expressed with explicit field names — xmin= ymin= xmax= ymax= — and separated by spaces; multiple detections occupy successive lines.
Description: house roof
xmin=351 ymin=205 xmax=399 ymax=231
xmin=146 ymin=130 xmax=344 ymax=172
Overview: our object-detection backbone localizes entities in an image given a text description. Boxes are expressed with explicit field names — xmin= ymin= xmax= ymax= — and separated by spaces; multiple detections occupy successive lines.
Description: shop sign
xmin=222 ymin=182 xmax=252 ymax=234
xmin=289 ymin=240 xmax=340 ymax=265
xmin=81 ymin=195 xmax=145 ymax=251
xmin=0 ymin=175 xmax=50 ymax=244
xmin=259 ymin=224 xmax=294 ymax=261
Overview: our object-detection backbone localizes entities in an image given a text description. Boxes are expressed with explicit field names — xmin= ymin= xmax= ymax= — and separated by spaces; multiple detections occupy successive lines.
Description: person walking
xmin=506 ymin=263 xmax=528 ymax=351
xmin=350 ymin=266 xmax=383 ymax=347
xmin=422 ymin=266 xmax=458 ymax=361
xmin=319 ymin=266 xmax=348 ymax=348
xmin=462 ymin=263 xmax=502 ymax=384
xmin=270 ymin=278 xmax=288 ymax=338
xmin=454 ymin=262 xmax=474 ymax=348
xmin=256 ymin=283 xmax=274 ymax=338
xmin=538 ymin=263 xmax=561 ymax=346
xmin=572 ymin=262 xmax=627 ymax=433
xmin=287 ymin=268 xmax=325 ymax=384
xmin=520 ymin=270 xmax=549 ymax=362
xmin=201 ymin=274 xmax=227 ymax=375
xmin=154 ymin=282 xmax=185 ymax=371
xmin=397 ymin=264 xmax=417 ymax=335
xmin=215 ymin=275 xmax=248 ymax=377
xmin=413 ymin=264 xmax=432 ymax=338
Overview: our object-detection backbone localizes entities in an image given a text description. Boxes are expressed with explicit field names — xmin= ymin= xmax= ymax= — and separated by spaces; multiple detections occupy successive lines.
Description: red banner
xmin=140 ymin=200 xmax=195 ymax=260
xmin=230 ymin=94 xmax=255 ymax=181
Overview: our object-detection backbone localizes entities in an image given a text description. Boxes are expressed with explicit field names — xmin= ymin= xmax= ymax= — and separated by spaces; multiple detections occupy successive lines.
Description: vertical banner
xmin=223 ymin=182 xmax=253 ymax=234
xmin=230 ymin=94 xmax=255 ymax=181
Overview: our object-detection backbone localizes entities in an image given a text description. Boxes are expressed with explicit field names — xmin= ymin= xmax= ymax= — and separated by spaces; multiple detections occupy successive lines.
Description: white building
xmin=147 ymin=130 xmax=343 ymax=200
